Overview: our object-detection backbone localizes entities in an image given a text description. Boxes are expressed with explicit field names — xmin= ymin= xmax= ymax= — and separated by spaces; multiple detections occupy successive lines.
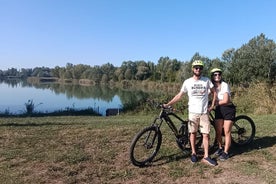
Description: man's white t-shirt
xmin=181 ymin=77 xmax=213 ymax=114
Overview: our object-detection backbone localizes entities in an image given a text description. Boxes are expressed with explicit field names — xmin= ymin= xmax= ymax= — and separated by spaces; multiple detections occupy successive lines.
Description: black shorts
xmin=215 ymin=103 xmax=236 ymax=121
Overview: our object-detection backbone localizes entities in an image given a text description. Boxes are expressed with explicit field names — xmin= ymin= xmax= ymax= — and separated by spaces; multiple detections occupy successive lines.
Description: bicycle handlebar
xmin=146 ymin=99 xmax=186 ymax=114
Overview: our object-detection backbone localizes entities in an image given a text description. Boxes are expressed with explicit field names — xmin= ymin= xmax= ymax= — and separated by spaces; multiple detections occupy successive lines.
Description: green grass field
xmin=0 ymin=113 xmax=275 ymax=184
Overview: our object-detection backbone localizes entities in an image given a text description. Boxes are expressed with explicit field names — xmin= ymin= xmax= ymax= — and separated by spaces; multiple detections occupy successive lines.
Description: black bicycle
xmin=129 ymin=105 xmax=255 ymax=167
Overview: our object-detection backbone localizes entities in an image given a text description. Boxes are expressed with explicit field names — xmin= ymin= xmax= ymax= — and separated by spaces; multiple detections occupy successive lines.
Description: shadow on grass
xmin=138 ymin=149 xmax=193 ymax=168
xmin=154 ymin=151 xmax=188 ymax=165
xmin=142 ymin=136 xmax=276 ymax=167
xmin=231 ymin=136 xmax=276 ymax=156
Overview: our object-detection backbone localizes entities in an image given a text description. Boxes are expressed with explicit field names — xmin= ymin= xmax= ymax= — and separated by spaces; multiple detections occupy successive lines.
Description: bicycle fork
xmin=144 ymin=126 xmax=159 ymax=149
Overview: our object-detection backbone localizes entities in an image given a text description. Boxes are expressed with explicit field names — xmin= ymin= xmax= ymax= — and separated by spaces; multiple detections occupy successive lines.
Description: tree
xmin=176 ymin=62 xmax=190 ymax=82
xmin=101 ymin=74 xmax=109 ymax=84
xmin=156 ymin=56 xmax=170 ymax=82
xmin=221 ymin=48 xmax=235 ymax=84
xmin=229 ymin=33 xmax=276 ymax=84
xmin=90 ymin=66 xmax=103 ymax=84
xmin=31 ymin=67 xmax=51 ymax=77
xmin=135 ymin=61 xmax=150 ymax=80
xmin=124 ymin=69 xmax=132 ymax=80
xmin=100 ymin=63 xmax=116 ymax=81
xmin=52 ymin=66 xmax=61 ymax=78
xmin=166 ymin=59 xmax=181 ymax=82
xmin=147 ymin=61 xmax=156 ymax=81
xmin=121 ymin=61 xmax=137 ymax=80
xmin=5 ymin=68 xmax=18 ymax=77
xmin=73 ymin=64 xmax=90 ymax=79
xmin=114 ymin=68 xmax=123 ymax=82
xmin=270 ymin=61 xmax=276 ymax=82
xmin=19 ymin=68 xmax=32 ymax=78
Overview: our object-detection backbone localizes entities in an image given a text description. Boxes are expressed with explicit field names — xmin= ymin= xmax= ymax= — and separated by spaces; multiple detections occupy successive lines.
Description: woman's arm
xmin=209 ymin=87 xmax=217 ymax=110
xmin=218 ymin=92 xmax=230 ymax=105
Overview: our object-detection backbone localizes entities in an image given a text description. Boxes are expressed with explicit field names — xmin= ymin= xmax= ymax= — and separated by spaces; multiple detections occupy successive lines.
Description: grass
xmin=0 ymin=113 xmax=275 ymax=183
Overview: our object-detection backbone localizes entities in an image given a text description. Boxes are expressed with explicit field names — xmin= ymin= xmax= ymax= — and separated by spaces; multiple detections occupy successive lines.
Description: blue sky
xmin=0 ymin=0 xmax=275 ymax=70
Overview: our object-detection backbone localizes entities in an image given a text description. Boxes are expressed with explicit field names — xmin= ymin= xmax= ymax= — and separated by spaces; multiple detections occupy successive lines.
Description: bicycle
xmin=129 ymin=104 xmax=255 ymax=167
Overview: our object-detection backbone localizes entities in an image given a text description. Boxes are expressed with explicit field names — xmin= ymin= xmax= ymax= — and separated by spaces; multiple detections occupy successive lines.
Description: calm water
xmin=0 ymin=81 xmax=146 ymax=116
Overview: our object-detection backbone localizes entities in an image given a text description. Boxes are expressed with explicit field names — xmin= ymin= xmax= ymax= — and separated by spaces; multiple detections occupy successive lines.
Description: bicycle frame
xmin=153 ymin=108 xmax=188 ymax=139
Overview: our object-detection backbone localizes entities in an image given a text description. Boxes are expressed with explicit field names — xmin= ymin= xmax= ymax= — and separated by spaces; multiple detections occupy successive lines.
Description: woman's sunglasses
xmin=213 ymin=73 xmax=221 ymax=77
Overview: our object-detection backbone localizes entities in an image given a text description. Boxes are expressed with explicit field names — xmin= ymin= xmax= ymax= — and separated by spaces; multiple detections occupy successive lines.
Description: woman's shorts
xmin=215 ymin=103 xmax=236 ymax=121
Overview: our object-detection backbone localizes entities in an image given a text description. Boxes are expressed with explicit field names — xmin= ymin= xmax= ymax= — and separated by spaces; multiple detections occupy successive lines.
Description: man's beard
xmin=193 ymin=72 xmax=201 ymax=77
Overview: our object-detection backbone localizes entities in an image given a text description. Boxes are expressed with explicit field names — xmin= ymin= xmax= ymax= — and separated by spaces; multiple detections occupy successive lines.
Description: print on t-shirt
xmin=191 ymin=84 xmax=206 ymax=96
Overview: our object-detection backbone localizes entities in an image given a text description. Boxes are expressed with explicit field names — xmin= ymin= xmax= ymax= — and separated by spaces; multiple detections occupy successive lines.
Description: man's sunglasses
xmin=193 ymin=66 xmax=203 ymax=70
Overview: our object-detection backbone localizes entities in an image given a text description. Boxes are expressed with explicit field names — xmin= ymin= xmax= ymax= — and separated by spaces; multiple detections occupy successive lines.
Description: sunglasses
xmin=193 ymin=66 xmax=203 ymax=70
xmin=213 ymin=73 xmax=221 ymax=77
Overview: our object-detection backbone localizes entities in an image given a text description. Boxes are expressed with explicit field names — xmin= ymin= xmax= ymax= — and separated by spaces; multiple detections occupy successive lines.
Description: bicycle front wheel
xmin=231 ymin=115 xmax=256 ymax=146
xmin=129 ymin=126 xmax=162 ymax=167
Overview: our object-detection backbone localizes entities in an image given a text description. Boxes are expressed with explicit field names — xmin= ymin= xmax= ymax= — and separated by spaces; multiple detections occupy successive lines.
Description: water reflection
xmin=0 ymin=79 xmax=149 ymax=116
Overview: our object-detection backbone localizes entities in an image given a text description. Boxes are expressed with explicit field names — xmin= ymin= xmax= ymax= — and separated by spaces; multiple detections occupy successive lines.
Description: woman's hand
xmin=208 ymin=105 xmax=215 ymax=112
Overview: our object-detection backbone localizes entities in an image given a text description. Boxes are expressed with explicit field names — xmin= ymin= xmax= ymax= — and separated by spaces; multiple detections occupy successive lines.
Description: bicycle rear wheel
xmin=176 ymin=122 xmax=204 ymax=153
xmin=208 ymin=122 xmax=217 ymax=152
xmin=231 ymin=115 xmax=255 ymax=146
xmin=129 ymin=126 xmax=162 ymax=167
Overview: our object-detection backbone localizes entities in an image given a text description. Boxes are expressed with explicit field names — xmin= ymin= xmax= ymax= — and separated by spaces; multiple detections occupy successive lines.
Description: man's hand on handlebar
xmin=162 ymin=104 xmax=170 ymax=108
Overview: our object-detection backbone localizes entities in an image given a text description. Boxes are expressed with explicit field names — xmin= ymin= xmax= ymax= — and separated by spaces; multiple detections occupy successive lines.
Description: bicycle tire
xmin=208 ymin=122 xmax=218 ymax=152
xmin=231 ymin=115 xmax=256 ymax=146
xmin=176 ymin=123 xmax=204 ymax=153
xmin=176 ymin=122 xmax=189 ymax=151
xmin=129 ymin=126 xmax=162 ymax=167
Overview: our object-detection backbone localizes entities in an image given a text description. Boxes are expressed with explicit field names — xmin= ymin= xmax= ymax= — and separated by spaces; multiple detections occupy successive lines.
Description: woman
xmin=211 ymin=68 xmax=236 ymax=161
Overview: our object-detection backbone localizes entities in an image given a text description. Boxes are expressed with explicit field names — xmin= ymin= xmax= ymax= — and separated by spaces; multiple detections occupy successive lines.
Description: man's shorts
xmin=188 ymin=113 xmax=210 ymax=134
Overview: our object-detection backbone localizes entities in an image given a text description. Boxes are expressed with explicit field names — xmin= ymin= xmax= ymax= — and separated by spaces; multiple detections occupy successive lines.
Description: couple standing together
xmin=164 ymin=60 xmax=236 ymax=166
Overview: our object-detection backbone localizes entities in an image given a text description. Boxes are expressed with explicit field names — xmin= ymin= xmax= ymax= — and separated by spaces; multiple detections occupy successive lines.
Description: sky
xmin=0 ymin=0 xmax=275 ymax=70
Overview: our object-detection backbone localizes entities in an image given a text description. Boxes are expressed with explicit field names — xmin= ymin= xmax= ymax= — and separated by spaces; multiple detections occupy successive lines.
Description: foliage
xmin=232 ymin=83 xmax=276 ymax=114
xmin=24 ymin=99 xmax=35 ymax=115
xmin=0 ymin=33 xmax=275 ymax=86
xmin=228 ymin=33 xmax=276 ymax=84
xmin=0 ymin=106 xmax=101 ymax=117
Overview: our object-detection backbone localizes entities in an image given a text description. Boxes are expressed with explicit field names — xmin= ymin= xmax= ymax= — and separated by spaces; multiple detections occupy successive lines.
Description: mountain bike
xmin=129 ymin=104 xmax=255 ymax=167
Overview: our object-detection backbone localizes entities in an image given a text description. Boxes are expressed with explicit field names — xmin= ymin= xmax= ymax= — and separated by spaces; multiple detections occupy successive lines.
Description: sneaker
xmin=202 ymin=157 xmax=218 ymax=166
xmin=219 ymin=152 xmax=230 ymax=161
xmin=214 ymin=148 xmax=223 ymax=156
xmin=191 ymin=154 xmax=198 ymax=163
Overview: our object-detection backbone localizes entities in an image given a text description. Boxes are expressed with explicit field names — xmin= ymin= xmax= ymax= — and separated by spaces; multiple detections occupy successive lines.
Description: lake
xmin=0 ymin=80 xmax=149 ymax=116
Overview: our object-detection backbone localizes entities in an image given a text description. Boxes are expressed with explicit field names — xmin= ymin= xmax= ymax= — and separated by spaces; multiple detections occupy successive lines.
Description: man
xmin=164 ymin=60 xmax=217 ymax=166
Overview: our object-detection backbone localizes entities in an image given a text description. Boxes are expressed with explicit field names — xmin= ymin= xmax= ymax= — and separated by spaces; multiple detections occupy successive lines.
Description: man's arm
xmin=164 ymin=91 xmax=185 ymax=107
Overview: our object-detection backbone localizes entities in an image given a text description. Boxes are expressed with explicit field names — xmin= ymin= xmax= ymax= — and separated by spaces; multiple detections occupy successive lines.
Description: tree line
xmin=1 ymin=33 xmax=275 ymax=85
